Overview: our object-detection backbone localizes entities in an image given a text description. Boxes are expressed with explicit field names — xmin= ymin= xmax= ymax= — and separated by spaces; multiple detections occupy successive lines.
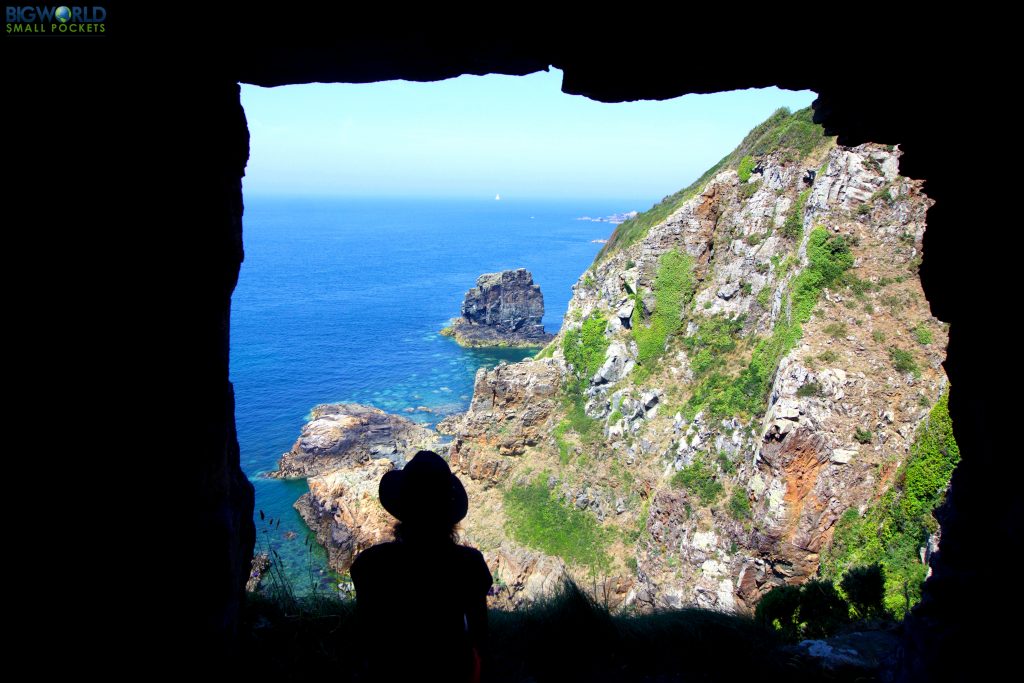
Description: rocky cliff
xmin=442 ymin=268 xmax=554 ymax=347
xmin=444 ymin=108 xmax=950 ymax=612
xmin=270 ymin=403 xmax=440 ymax=479
xmin=287 ymin=108 xmax=952 ymax=615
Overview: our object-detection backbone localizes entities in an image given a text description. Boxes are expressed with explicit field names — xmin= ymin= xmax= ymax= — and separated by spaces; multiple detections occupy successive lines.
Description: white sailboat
xmin=495 ymin=193 xmax=501 ymax=201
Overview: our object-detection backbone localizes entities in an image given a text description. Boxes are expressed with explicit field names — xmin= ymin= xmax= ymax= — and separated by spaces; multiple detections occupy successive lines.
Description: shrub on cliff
xmin=840 ymin=564 xmax=887 ymax=620
xmin=670 ymin=454 xmax=722 ymax=506
xmin=632 ymin=250 xmax=695 ymax=375
xmin=755 ymin=579 xmax=849 ymax=641
xmin=781 ymin=189 xmax=810 ymax=239
xmin=684 ymin=227 xmax=853 ymax=421
xmin=820 ymin=391 xmax=960 ymax=617
xmin=728 ymin=487 xmax=751 ymax=520
xmin=683 ymin=314 xmax=745 ymax=377
xmin=889 ymin=346 xmax=921 ymax=377
xmin=754 ymin=584 xmax=802 ymax=640
xmin=562 ymin=312 xmax=609 ymax=392
xmin=737 ymin=155 xmax=755 ymax=183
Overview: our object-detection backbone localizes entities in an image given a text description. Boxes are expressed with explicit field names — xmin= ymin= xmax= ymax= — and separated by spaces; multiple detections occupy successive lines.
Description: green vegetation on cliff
xmin=504 ymin=475 xmax=611 ymax=571
xmin=782 ymin=189 xmax=810 ymax=240
xmin=534 ymin=338 xmax=556 ymax=359
xmin=889 ymin=346 xmax=921 ymax=378
xmin=558 ymin=313 xmax=609 ymax=454
xmin=756 ymin=580 xmax=850 ymax=641
xmin=682 ymin=314 xmax=745 ymax=377
xmin=728 ymin=487 xmax=752 ymax=520
xmin=737 ymin=155 xmax=755 ymax=183
xmin=596 ymin=107 xmax=830 ymax=262
xmin=685 ymin=228 xmax=853 ymax=420
xmin=632 ymin=250 xmax=696 ymax=380
xmin=670 ymin=453 xmax=723 ymax=506
xmin=820 ymin=391 xmax=960 ymax=618
xmin=562 ymin=312 xmax=610 ymax=391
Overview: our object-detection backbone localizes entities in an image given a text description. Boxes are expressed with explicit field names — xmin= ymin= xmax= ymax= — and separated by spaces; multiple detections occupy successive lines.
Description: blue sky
xmin=241 ymin=69 xmax=816 ymax=202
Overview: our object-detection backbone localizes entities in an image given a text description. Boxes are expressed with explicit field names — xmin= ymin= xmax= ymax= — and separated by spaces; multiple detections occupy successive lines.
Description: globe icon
xmin=55 ymin=6 xmax=71 ymax=23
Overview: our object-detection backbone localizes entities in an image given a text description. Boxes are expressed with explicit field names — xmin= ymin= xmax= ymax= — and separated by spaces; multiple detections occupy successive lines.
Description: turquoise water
xmin=231 ymin=196 xmax=647 ymax=592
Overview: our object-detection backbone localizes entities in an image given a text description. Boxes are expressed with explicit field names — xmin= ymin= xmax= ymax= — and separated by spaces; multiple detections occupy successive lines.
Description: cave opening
xmin=9 ymin=17 xmax=1014 ymax=683
xmin=235 ymin=68 xmax=962 ymax=680
xmin=234 ymin=74 xmax=823 ymax=596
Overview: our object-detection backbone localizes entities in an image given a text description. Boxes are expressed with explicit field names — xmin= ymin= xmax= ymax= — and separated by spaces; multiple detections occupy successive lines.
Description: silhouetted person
xmin=350 ymin=450 xmax=493 ymax=683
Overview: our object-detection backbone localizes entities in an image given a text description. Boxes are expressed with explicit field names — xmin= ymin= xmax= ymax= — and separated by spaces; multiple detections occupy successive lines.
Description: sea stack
xmin=441 ymin=268 xmax=554 ymax=348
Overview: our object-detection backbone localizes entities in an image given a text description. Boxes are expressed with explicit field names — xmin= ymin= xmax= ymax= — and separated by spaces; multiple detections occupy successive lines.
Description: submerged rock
xmin=442 ymin=268 xmax=554 ymax=347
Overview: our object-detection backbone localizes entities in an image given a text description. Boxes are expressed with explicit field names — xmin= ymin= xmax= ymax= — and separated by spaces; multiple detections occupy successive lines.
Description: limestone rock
xmin=830 ymin=448 xmax=857 ymax=464
xmin=593 ymin=341 xmax=634 ymax=385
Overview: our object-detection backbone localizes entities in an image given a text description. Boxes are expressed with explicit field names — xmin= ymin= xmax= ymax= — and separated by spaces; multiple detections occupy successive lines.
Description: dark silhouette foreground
xmin=240 ymin=578 xmax=899 ymax=682
xmin=350 ymin=450 xmax=492 ymax=682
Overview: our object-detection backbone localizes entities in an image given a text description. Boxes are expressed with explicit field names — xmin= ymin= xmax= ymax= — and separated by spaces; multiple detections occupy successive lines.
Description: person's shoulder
xmin=351 ymin=542 xmax=401 ymax=573
xmin=454 ymin=544 xmax=486 ymax=563
xmin=356 ymin=541 xmax=402 ymax=560
xmin=455 ymin=544 xmax=492 ymax=585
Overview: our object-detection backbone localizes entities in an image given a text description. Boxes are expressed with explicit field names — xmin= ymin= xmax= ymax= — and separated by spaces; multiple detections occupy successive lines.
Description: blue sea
xmin=231 ymin=196 xmax=647 ymax=593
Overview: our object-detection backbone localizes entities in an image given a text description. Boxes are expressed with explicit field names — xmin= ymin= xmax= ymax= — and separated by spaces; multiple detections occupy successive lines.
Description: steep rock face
xmin=439 ymin=129 xmax=949 ymax=613
xmin=271 ymin=403 xmax=440 ymax=479
xmin=294 ymin=458 xmax=398 ymax=572
xmin=448 ymin=358 xmax=562 ymax=485
xmin=483 ymin=542 xmax=568 ymax=609
xmin=566 ymin=140 xmax=946 ymax=612
xmin=443 ymin=269 xmax=554 ymax=347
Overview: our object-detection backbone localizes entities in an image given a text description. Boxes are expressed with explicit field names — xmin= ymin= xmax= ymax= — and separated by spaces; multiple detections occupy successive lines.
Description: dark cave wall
xmin=181 ymin=79 xmax=255 ymax=657
xmin=229 ymin=40 xmax=1008 ymax=677
xmin=8 ymin=13 xmax=1009 ymax=679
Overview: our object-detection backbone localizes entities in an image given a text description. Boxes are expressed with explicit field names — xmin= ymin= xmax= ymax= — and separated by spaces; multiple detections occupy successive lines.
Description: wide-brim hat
xmin=379 ymin=450 xmax=468 ymax=526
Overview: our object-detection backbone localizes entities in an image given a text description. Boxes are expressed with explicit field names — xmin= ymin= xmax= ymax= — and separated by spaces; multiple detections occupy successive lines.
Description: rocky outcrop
xmin=447 ymin=358 xmax=562 ymax=485
xmin=442 ymin=269 xmax=554 ymax=347
xmin=484 ymin=542 xmax=568 ymax=608
xmin=270 ymin=403 xmax=440 ymax=479
xmin=294 ymin=458 xmax=398 ymax=573
xmin=245 ymin=553 xmax=270 ymax=593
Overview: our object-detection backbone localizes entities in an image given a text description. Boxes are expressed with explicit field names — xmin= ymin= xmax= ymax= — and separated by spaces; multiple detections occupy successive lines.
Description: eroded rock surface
xmin=271 ymin=403 xmax=439 ymax=479
xmin=443 ymin=269 xmax=554 ymax=347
